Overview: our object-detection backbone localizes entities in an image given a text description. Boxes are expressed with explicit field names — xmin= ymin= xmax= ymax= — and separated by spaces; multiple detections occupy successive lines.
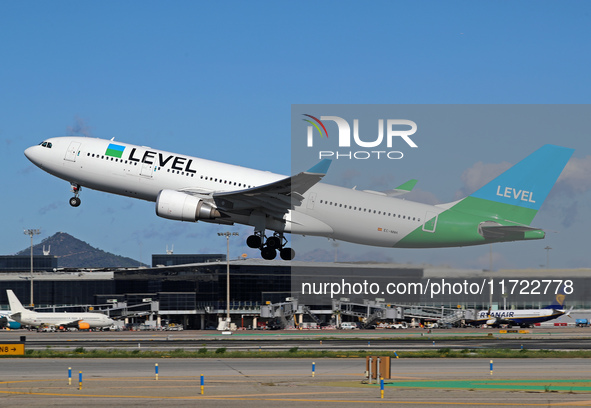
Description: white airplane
xmin=24 ymin=137 xmax=573 ymax=260
xmin=6 ymin=290 xmax=114 ymax=330
xmin=469 ymin=293 xmax=571 ymax=328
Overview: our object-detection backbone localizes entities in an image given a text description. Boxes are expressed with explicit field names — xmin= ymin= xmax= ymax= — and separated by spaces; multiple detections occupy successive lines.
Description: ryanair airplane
xmin=24 ymin=138 xmax=573 ymax=260
xmin=469 ymin=292 xmax=571 ymax=328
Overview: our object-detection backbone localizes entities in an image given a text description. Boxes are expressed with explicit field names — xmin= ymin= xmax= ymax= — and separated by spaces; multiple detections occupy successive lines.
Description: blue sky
xmin=1 ymin=2 xmax=590 ymax=269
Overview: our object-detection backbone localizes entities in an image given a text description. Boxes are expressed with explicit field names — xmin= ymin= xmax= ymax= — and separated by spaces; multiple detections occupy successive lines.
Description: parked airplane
xmin=0 ymin=311 xmax=21 ymax=329
xmin=24 ymin=138 xmax=573 ymax=260
xmin=6 ymin=290 xmax=114 ymax=330
xmin=469 ymin=292 xmax=571 ymax=328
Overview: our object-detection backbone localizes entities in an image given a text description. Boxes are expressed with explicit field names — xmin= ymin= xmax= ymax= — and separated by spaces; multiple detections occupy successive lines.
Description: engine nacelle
xmin=156 ymin=189 xmax=221 ymax=222
xmin=78 ymin=321 xmax=90 ymax=330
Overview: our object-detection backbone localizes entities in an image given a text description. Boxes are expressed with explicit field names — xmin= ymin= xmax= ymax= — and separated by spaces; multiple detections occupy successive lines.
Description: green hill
xmin=16 ymin=232 xmax=146 ymax=268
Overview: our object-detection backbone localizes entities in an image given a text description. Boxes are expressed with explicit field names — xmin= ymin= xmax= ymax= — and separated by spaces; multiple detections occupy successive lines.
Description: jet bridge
xmin=332 ymin=299 xmax=402 ymax=328
xmin=261 ymin=298 xmax=475 ymax=329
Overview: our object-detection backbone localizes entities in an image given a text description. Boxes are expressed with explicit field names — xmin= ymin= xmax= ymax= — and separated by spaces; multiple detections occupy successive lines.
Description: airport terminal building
xmin=0 ymin=253 xmax=589 ymax=329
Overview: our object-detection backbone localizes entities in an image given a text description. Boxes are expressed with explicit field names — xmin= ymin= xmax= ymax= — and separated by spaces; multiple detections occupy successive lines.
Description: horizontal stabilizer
xmin=479 ymin=223 xmax=543 ymax=239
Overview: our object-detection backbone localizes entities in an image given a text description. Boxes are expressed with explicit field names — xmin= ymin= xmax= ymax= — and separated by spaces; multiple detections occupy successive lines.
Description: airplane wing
xmin=210 ymin=159 xmax=332 ymax=220
xmin=53 ymin=319 xmax=83 ymax=327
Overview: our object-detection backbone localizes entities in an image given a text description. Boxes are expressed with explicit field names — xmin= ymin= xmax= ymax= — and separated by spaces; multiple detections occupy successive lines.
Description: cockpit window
xmin=39 ymin=141 xmax=52 ymax=148
xmin=47 ymin=142 xmax=52 ymax=148
xmin=41 ymin=142 xmax=47 ymax=147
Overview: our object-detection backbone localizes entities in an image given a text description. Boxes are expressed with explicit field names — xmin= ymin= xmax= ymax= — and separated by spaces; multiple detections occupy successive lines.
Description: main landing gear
xmin=247 ymin=232 xmax=295 ymax=261
xmin=69 ymin=183 xmax=81 ymax=207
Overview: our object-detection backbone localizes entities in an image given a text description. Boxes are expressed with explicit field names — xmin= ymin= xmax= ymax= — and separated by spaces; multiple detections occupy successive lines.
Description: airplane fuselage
xmin=472 ymin=308 xmax=565 ymax=326
xmin=13 ymin=311 xmax=114 ymax=328
xmin=25 ymin=137 xmax=451 ymax=248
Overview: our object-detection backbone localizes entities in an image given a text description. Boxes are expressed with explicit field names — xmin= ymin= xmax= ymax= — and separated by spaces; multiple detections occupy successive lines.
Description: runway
xmin=2 ymin=329 xmax=591 ymax=406
xmin=2 ymin=358 xmax=591 ymax=407
xmin=4 ymin=327 xmax=591 ymax=351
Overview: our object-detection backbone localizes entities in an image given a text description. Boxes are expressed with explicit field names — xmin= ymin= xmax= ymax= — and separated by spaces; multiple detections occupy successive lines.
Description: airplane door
xmin=422 ymin=211 xmax=438 ymax=233
xmin=64 ymin=142 xmax=81 ymax=162
xmin=307 ymin=192 xmax=317 ymax=210
xmin=140 ymin=162 xmax=153 ymax=178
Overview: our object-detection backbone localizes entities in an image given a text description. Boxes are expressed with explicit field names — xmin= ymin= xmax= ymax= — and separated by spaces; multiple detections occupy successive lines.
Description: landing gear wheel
xmin=266 ymin=236 xmax=282 ymax=249
xmin=246 ymin=235 xmax=262 ymax=249
xmin=261 ymin=247 xmax=277 ymax=260
xmin=280 ymin=247 xmax=295 ymax=261
xmin=69 ymin=197 xmax=81 ymax=207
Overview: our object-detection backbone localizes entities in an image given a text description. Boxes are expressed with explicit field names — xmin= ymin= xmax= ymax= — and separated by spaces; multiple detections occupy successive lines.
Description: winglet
xmin=306 ymin=159 xmax=331 ymax=175
xmin=395 ymin=179 xmax=418 ymax=192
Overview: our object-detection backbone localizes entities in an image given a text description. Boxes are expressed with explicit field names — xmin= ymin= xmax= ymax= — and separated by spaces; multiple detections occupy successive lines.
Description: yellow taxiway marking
xmin=0 ymin=392 xmax=589 ymax=406
xmin=0 ymin=389 xmax=591 ymax=406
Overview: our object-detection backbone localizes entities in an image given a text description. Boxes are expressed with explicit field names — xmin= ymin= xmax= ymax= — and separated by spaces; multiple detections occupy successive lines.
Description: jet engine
xmin=156 ymin=189 xmax=220 ymax=222
xmin=0 ymin=316 xmax=20 ymax=329
xmin=78 ymin=321 xmax=90 ymax=330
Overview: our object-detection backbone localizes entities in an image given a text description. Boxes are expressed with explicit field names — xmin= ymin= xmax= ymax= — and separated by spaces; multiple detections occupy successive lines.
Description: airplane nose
xmin=24 ymin=146 xmax=34 ymax=160
xmin=24 ymin=145 xmax=42 ymax=166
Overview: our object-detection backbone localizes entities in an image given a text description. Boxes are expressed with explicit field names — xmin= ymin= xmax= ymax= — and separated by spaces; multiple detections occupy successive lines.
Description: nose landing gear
xmin=69 ymin=183 xmax=81 ymax=207
xmin=246 ymin=231 xmax=295 ymax=260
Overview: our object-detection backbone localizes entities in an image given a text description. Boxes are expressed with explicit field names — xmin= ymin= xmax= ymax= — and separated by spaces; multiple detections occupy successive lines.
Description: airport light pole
xmin=544 ymin=246 xmax=552 ymax=269
xmin=23 ymin=229 xmax=41 ymax=307
xmin=218 ymin=232 xmax=239 ymax=330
